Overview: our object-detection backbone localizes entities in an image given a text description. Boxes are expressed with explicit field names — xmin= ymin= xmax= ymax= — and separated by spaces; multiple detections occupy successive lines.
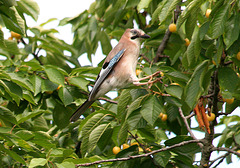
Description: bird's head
xmin=123 ymin=29 xmax=150 ymax=41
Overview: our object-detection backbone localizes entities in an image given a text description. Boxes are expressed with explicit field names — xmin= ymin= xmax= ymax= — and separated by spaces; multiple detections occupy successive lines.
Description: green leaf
xmin=0 ymin=144 xmax=25 ymax=164
xmin=137 ymin=0 xmax=152 ymax=12
xmin=56 ymin=162 xmax=75 ymax=168
xmin=117 ymin=89 xmax=131 ymax=120
xmin=183 ymin=60 xmax=209 ymax=108
xmin=17 ymin=0 xmax=40 ymax=21
xmin=1 ymin=0 xmax=17 ymax=7
xmin=159 ymin=0 xmax=181 ymax=24
xmin=53 ymin=103 xmax=72 ymax=129
xmin=58 ymin=87 xmax=73 ymax=106
xmin=176 ymin=0 xmax=203 ymax=29
xmin=154 ymin=151 xmax=171 ymax=167
xmin=23 ymin=90 xmax=37 ymax=105
xmin=99 ymin=30 xmax=112 ymax=55
xmin=0 ymin=29 xmax=6 ymax=48
xmin=29 ymin=158 xmax=47 ymax=168
xmin=186 ymin=26 xmax=200 ymax=68
xmin=218 ymin=67 xmax=239 ymax=93
xmin=225 ymin=100 xmax=240 ymax=114
xmin=0 ymin=79 xmax=22 ymax=104
xmin=0 ymin=106 xmax=17 ymax=124
xmin=165 ymin=135 xmax=199 ymax=153
xmin=68 ymin=77 xmax=89 ymax=92
xmin=16 ymin=110 xmax=46 ymax=124
xmin=8 ymin=73 xmax=34 ymax=92
xmin=41 ymin=79 xmax=58 ymax=92
xmin=89 ymin=123 xmax=110 ymax=152
xmin=140 ymin=95 xmax=164 ymax=126
xmin=224 ymin=14 xmax=240 ymax=50
xmin=210 ymin=4 xmax=229 ymax=39
xmin=165 ymin=85 xmax=183 ymax=99
xmin=126 ymin=95 xmax=149 ymax=118
xmin=118 ymin=121 xmax=128 ymax=145
xmin=3 ymin=39 xmax=20 ymax=54
xmin=29 ymin=75 xmax=42 ymax=96
xmin=44 ymin=66 xmax=65 ymax=86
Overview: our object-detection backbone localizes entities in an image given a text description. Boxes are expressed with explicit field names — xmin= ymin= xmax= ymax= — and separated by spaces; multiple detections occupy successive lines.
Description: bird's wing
xmin=89 ymin=48 xmax=126 ymax=100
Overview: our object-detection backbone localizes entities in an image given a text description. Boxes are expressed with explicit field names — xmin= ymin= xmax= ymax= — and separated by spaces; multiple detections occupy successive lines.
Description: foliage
xmin=0 ymin=0 xmax=240 ymax=167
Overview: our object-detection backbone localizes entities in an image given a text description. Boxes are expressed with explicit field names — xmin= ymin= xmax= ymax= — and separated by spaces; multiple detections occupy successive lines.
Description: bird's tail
xmin=70 ymin=100 xmax=94 ymax=122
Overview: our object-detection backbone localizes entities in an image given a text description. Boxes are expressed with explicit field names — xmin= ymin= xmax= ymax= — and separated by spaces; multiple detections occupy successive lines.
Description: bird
xmin=70 ymin=28 xmax=150 ymax=122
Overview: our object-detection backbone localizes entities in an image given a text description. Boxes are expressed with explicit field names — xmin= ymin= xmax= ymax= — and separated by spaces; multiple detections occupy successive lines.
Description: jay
xmin=70 ymin=29 xmax=151 ymax=122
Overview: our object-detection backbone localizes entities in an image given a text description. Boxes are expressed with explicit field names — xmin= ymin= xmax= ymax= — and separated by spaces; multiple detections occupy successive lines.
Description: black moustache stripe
xmin=131 ymin=35 xmax=139 ymax=40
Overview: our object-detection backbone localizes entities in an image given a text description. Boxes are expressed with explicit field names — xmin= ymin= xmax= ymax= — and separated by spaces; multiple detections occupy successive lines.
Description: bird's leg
xmin=133 ymin=71 xmax=162 ymax=86
xmin=136 ymin=71 xmax=161 ymax=82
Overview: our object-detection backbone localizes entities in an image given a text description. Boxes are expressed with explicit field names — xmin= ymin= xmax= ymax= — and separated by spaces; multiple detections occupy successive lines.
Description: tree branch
xmin=211 ymin=147 xmax=240 ymax=157
xmin=209 ymin=147 xmax=237 ymax=168
xmin=153 ymin=5 xmax=181 ymax=63
xmin=98 ymin=97 xmax=118 ymax=104
xmin=199 ymin=70 xmax=219 ymax=168
xmin=128 ymin=131 xmax=160 ymax=168
xmin=178 ymin=107 xmax=203 ymax=147
xmin=75 ymin=139 xmax=202 ymax=167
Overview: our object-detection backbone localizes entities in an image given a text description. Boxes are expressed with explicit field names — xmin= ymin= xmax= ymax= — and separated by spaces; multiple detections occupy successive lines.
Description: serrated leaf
xmin=56 ymin=162 xmax=75 ymax=168
xmin=126 ymin=94 xmax=149 ymax=118
xmin=17 ymin=0 xmax=40 ymax=21
xmin=224 ymin=14 xmax=240 ymax=50
xmin=186 ymin=27 xmax=200 ymax=68
xmin=41 ymin=79 xmax=58 ymax=92
xmin=117 ymin=89 xmax=131 ymax=119
xmin=53 ymin=103 xmax=72 ymax=129
xmin=68 ymin=77 xmax=89 ymax=92
xmin=29 ymin=158 xmax=47 ymax=168
xmin=154 ymin=151 xmax=171 ymax=167
xmin=210 ymin=4 xmax=229 ymax=39
xmin=118 ymin=121 xmax=128 ymax=145
xmin=140 ymin=95 xmax=164 ymax=126
xmin=4 ymin=39 xmax=20 ymax=54
xmin=100 ymin=30 xmax=112 ymax=55
xmin=16 ymin=110 xmax=46 ymax=124
xmin=89 ymin=123 xmax=110 ymax=152
xmin=0 ymin=29 xmax=6 ymax=48
xmin=165 ymin=85 xmax=183 ymax=99
xmin=8 ymin=73 xmax=34 ymax=92
xmin=218 ymin=67 xmax=239 ymax=93
xmin=137 ymin=0 xmax=152 ymax=12
xmin=0 ymin=106 xmax=17 ymax=124
xmin=159 ymin=0 xmax=181 ymax=24
xmin=29 ymin=75 xmax=42 ymax=96
xmin=81 ymin=113 xmax=106 ymax=137
xmin=23 ymin=90 xmax=37 ymax=105
xmin=176 ymin=0 xmax=203 ymax=29
xmin=0 ymin=144 xmax=25 ymax=164
xmin=58 ymin=87 xmax=73 ymax=106
xmin=45 ymin=66 xmax=65 ymax=86
xmin=183 ymin=60 xmax=209 ymax=108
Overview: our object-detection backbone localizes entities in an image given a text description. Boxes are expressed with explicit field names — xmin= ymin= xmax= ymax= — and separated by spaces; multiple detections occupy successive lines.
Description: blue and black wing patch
xmin=89 ymin=49 xmax=126 ymax=100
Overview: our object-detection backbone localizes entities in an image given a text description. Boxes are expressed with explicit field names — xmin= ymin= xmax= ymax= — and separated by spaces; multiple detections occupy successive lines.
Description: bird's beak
xmin=140 ymin=34 xmax=150 ymax=39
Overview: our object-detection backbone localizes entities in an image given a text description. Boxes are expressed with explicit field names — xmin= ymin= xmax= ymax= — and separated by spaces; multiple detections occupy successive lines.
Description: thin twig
xmin=140 ymin=54 xmax=151 ymax=64
xmin=178 ymin=108 xmax=203 ymax=147
xmin=128 ymin=131 xmax=160 ymax=168
xmin=211 ymin=147 xmax=240 ymax=157
xmin=98 ymin=97 xmax=118 ymax=104
xmin=75 ymin=139 xmax=202 ymax=167
xmin=185 ymin=112 xmax=195 ymax=119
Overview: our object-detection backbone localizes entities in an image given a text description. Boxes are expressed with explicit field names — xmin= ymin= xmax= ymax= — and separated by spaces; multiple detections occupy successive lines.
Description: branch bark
xmin=76 ymin=139 xmax=202 ymax=167
xmin=199 ymin=70 xmax=219 ymax=168
xmin=153 ymin=5 xmax=181 ymax=63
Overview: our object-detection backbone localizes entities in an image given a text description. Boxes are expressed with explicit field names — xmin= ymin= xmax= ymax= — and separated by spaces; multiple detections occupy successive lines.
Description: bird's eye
xmin=130 ymin=30 xmax=138 ymax=35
